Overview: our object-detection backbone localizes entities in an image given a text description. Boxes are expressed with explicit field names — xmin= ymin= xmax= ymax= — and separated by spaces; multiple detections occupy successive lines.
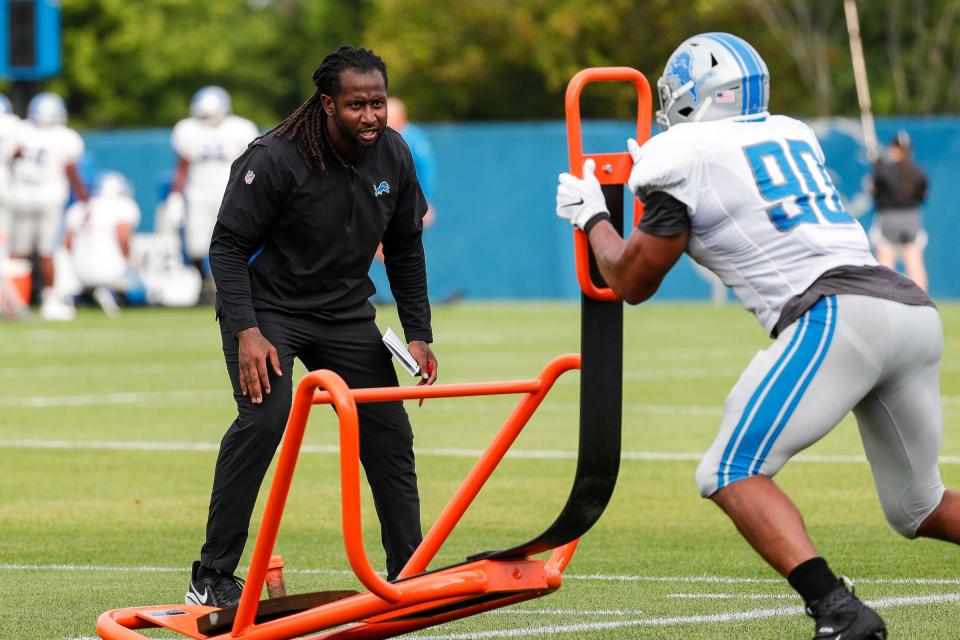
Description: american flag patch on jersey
xmin=244 ymin=170 xmax=255 ymax=184
xmin=715 ymin=90 xmax=736 ymax=104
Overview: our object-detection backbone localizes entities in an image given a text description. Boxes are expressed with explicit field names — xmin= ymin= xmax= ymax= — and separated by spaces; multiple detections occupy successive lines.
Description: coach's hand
xmin=556 ymin=159 xmax=610 ymax=231
xmin=236 ymin=327 xmax=282 ymax=404
xmin=408 ymin=340 xmax=438 ymax=386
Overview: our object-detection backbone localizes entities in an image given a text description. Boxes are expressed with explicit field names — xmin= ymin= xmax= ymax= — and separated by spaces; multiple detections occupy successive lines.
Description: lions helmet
xmin=0 ymin=93 xmax=12 ymax=115
xmin=28 ymin=92 xmax=68 ymax=126
xmin=656 ymin=33 xmax=769 ymax=130
xmin=95 ymin=172 xmax=133 ymax=198
xmin=190 ymin=86 xmax=231 ymax=124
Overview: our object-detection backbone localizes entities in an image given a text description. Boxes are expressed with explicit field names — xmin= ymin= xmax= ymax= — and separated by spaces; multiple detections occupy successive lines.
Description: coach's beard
xmin=334 ymin=109 xmax=381 ymax=150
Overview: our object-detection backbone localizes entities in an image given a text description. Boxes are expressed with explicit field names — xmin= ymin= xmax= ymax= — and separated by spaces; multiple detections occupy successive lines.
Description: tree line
xmin=5 ymin=0 xmax=958 ymax=128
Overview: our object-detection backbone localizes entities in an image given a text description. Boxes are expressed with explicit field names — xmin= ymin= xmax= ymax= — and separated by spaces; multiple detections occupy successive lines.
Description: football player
xmin=556 ymin=33 xmax=958 ymax=640
xmin=0 ymin=93 xmax=20 ymax=247
xmin=63 ymin=172 xmax=142 ymax=317
xmin=166 ymin=86 xmax=259 ymax=300
xmin=0 ymin=93 xmax=28 ymax=318
xmin=10 ymin=92 xmax=88 ymax=320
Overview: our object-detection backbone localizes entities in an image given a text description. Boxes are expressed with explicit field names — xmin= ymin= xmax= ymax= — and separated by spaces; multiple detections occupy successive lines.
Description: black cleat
xmin=185 ymin=560 xmax=245 ymax=608
xmin=806 ymin=577 xmax=887 ymax=640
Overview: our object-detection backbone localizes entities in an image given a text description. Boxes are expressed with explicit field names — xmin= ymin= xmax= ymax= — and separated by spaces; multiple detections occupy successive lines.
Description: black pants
xmin=200 ymin=311 xmax=422 ymax=580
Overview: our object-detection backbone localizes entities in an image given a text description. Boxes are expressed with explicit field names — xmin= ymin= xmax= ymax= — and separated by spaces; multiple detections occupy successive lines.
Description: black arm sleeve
xmin=637 ymin=190 xmax=691 ymax=236
xmin=382 ymin=149 xmax=432 ymax=343
xmin=211 ymin=142 xmax=289 ymax=334
xmin=210 ymin=222 xmax=262 ymax=335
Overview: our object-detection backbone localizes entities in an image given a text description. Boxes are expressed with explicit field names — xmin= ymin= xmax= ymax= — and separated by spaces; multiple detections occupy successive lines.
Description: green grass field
xmin=3 ymin=301 xmax=960 ymax=639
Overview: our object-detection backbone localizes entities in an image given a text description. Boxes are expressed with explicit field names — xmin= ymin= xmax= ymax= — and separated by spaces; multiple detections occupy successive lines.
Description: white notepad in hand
xmin=382 ymin=326 xmax=420 ymax=377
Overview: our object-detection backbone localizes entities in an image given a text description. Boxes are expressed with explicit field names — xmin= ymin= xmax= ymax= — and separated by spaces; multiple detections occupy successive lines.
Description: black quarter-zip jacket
xmin=210 ymin=127 xmax=432 ymax=343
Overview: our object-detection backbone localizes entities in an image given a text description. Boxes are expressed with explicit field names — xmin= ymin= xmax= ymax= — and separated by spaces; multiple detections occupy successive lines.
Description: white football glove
xmin=626 ymin=138 xmax=645 ymax=197
xmin=164 ymin=191 xmax=186 ymax=228
xmin=556 ymin=159 xmax=609 ymax=231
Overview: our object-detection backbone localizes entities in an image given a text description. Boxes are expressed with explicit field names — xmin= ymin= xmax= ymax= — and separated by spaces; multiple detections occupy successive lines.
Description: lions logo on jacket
xmin=373 ymin=180 xmax=390 ymax=197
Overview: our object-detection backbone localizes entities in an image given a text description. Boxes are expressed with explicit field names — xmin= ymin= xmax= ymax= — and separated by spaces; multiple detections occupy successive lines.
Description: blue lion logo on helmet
xmin=665 ymin=49 xmax=715 ymax=106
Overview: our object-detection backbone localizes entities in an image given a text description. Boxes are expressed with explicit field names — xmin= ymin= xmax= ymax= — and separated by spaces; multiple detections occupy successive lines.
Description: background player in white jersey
xmin=10 ymin=92 xmax=88 ymax=319
xmin=556 ymin=33 xmax=960 ymax=640
xmin=0 ymin=93 xmax=20 ymax=247
xmin=166 ymin=86 xmax=259 ymax=300
xmin=0 ymin=93 xmax=28 ymax=318
xmin=63 ymin=172 xmax=142 ymax=317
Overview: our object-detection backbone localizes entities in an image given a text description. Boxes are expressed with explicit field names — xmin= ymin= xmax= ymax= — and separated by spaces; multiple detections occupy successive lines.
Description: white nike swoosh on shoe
xmin=186 ymin=586 xmax=209 ymax=605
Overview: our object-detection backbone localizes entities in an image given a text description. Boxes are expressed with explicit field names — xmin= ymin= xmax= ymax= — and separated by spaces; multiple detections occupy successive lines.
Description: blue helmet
xmin=190 ymin=86 xmax=231 ymax=123
xmin=0 ymin=93 xmax=11 ymax=115
xmin=28 ymin=91 xmax=68 ymax=126
xmin=656 ymin=33 xmax=769 ymax=130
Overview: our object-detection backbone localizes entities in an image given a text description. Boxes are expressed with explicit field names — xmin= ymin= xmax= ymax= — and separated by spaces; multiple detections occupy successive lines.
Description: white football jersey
xmin=0 ymin=112 xmax=20 ymax=164
xmin=0 ymin=112 xmax=22 ymax=199
xmin=631 ymin=114 xmax=876 ymax=334
xmin=10 ymin=121 xmax=84 ymax=207
xmin=65 ymin=194 xmax=141 ymax=286
xmin=171 ymin=115 xmax=259 ymax=202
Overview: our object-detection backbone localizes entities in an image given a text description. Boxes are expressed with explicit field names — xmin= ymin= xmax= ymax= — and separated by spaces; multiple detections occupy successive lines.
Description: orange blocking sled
xmin=97 ymin=355 xmax=583 ymax=640
xmin=97 ymin=66 xmax=649 ymax=640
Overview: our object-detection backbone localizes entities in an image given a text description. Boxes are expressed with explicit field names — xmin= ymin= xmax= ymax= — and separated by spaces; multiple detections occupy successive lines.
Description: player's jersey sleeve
xmin=629 ymin=130 xmax=701 ymax=212
xmin=235 ymin=117 xmax=260 ymax=146
xmin=0 ymin=115 xmax=21 ymax=161
xmin=62 ymin=128 xmax=85 ymax=165
xmin=117 ymin=198 xmax=141 ymax=227
xmin=171 ymin=119 xmax=194 ymax=159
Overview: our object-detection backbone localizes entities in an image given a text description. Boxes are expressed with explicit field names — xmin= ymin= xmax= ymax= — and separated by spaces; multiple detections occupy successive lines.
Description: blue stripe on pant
xmin=716 ymin=296 xmax=838 ymax=489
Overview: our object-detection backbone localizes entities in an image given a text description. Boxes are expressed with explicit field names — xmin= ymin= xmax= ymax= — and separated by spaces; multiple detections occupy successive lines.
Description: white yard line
xmin=0 ymin=390 xmax=223 ymax=407
xmin=484 ymin=609 xmax=647 ymax=616
xmin=9 ymin=388 xmax=960 ymax=418
xmin=6 ymin=437 xmax=960 ymax=466
xmin=667 ymin=593 xmax=797 ymax=600
xmin=0 ymin=361 xmax=223 ymax=378
xmin=11 ymin=378 xmax=960 ymax=425
xmin=565 ymin=573 xmax=960 ymax=585
xmin=411 ymin=593 xmax=960 ymax=639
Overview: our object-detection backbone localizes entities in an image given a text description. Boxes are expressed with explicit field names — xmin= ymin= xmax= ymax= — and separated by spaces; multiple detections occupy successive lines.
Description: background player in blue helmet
xmin=0 ymin=93 xmax=27 ymax=318
xmin=556 ymin=32 xmax=960 ymax=640
xmin=10 ymin=92 xmax=88 ymax=320
xmin=165 ymin=86 xmax=258 ymax=302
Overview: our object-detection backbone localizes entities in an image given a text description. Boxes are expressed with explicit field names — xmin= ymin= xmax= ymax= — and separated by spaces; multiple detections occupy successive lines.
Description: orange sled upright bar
xmin=98 ymin=355 xmax=583 ymax=640
xmin=566 ymin=66 xmax=652 ymax=301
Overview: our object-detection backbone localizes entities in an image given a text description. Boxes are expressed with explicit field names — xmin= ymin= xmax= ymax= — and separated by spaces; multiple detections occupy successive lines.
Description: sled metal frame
xmin=97 ymin=66 xmax=650 ymax=640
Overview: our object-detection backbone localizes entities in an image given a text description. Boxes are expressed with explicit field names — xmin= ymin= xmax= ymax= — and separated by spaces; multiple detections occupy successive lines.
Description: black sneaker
xmin=185 ymin=560 xmax=245 ymax=608
xmin=806 ymin=577 xmax=887 ymax=639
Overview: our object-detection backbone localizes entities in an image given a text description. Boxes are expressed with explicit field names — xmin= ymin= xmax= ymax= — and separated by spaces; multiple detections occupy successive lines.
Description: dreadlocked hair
xmin=275 ymin=46 xmax=388 ymax=172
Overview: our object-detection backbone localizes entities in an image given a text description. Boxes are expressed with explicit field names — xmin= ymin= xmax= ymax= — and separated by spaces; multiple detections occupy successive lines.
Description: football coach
xmin=184 ymin=45 xmax=437 ymax=609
